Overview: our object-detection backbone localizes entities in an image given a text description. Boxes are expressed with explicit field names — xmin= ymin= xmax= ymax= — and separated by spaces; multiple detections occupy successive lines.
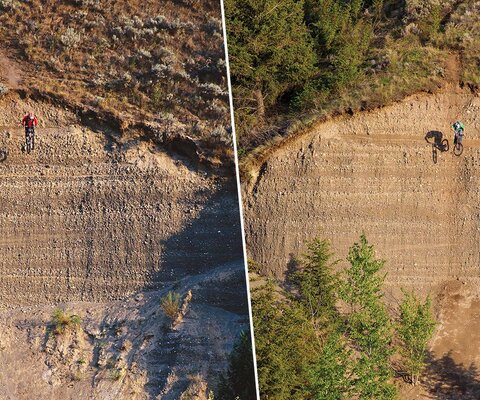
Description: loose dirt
xmin=0 ymin=91 xmax=249 ymax=398
xmin=243 ymin=86 xmax=480 ymax=397
xmin=0 ymin=49 xmax=21 ymax=89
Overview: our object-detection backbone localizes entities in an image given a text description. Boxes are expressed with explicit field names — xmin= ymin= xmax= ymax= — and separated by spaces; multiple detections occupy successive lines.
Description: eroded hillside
xmin=245 ymin=87 xmax=480 ymax=290
xmin=0 ymin=91 xmax=249 ymax=398
xmin=0 ymin=92 xmax=243 ymax=304
xmin=0 ymin=0 xmax=234 ymax=167
xmin=244 ymin=84 xmax=480 ymax=397
xmin=0 ymin=0 xmax=253 ymax=397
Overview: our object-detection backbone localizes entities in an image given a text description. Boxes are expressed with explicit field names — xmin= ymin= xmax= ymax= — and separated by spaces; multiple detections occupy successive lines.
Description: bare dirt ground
xmin=0 ymin=90 xmax=249 ymax=398
xmin=0 ymin=262 xmax=249 ymax=400
xmin=243 ymin=82 xmax=480 ymax=397
xmin=0 ymin=49 xmax=21 ymax=89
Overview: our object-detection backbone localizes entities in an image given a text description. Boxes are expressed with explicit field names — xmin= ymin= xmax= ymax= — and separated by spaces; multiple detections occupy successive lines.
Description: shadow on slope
xmin=142 ymin=182 xmax=250 ymax=398
xmin=425 ymin=351 xmax=480 ymax=399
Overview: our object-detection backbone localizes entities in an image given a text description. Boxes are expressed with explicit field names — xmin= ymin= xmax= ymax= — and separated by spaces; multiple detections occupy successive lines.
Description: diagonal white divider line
xmin=219 ymin=0 xmax=260 ymax=398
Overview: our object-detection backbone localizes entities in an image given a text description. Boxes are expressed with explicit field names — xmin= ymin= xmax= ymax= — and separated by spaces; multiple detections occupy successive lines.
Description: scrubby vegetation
xmin=0 ymin=0 xmax=233 ymax=165
xmin=251 ymin=235 xmax=437 ymax=398
xmin=51 ymin=308 xmax=82 ymax=335
xmin=160 ymin=291 xmax=181 ymax=320
xmin=225 ymin=0 xmax=480 ymax=155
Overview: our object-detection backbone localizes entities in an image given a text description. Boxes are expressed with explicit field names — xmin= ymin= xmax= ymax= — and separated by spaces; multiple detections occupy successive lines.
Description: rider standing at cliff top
xmin=21 ymin=111 xmax=38 ymax=131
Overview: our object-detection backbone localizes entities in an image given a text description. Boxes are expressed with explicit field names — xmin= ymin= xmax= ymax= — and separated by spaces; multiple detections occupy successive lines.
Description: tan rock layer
xmin=244 ymin=90 xmax=480 ymax=295
xmin=0 ymin=97 xmax=243 ymax=305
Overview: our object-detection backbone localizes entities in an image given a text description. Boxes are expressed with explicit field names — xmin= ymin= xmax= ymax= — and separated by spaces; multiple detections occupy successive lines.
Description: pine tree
xmin=304 ymin=0 xmax=373 ymax=88
xmin=397 ymin=290 xmax=436 ymax=385
xmin=341 ymin=234 xmax=397 ymax=399
xmin=252 ymin=282 xmax=318 ymax=399
xmin=224 ymin=0 xmax=317 ymax=123
xmin=292 ymin=238 xmax=339 ymax=330
xmin=218 ymin=331 xmax=257 ymax=399
xmin=309 ymin=330 xmax=353 ymax=400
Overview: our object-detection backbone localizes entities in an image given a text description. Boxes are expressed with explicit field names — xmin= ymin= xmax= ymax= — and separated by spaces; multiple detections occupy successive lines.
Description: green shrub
xmin=160 ymin=291 xmax=181 ymax=320
xmin=108 ymin=367 xmax=125 ymax=381
xmin=51 ymin=308 xmax=82 ymax=335
xmin=397 ymin=291 xmax=436 ymax=385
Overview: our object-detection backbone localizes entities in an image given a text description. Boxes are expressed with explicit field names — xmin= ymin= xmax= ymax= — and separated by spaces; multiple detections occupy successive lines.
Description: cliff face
xmin=0 ymin=93 xmax=250 ymax=399
xmin=0 ymin=93 xmax=244 ymax=305
xmin=244 ymin=89 xmax=480 ymax=293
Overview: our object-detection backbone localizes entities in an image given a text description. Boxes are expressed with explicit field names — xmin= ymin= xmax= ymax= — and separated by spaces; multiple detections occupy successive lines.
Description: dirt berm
xmin=244 ymin=86 xmax=480 ymax=398
xmin=0 ymin=92 xmax=250 ymax=399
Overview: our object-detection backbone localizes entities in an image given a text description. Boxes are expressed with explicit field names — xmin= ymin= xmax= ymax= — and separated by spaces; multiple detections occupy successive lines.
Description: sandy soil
xmin=0 ymin=91 xmax=250 ymax=398
xmin=243 ymin=85 xmax=480 ymax=397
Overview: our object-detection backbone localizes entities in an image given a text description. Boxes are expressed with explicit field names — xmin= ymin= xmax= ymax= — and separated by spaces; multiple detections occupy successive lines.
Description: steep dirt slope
xmin=0 ymin=91 xmax=249 ymax=398
xmin=244 ymin=88 xmax=480 ymax=293
xmin=0 ymin=92 xmax=243 ymax=304
xmin=0 ymin=261 xmax=249 ymax=399
xmin=244 ymin=86 xmax=480 ymax=398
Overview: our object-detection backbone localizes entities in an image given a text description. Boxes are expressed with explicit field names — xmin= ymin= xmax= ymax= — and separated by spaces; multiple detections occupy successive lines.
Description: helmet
xmin=28 ymin=111 xmax=34 ymax=119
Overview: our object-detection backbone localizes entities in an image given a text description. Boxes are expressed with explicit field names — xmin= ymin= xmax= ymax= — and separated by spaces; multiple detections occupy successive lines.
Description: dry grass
xmin=51 ymin=308 xmax=82 ymax=335
xmin=0 ymin=0 xmax=233 ymax=165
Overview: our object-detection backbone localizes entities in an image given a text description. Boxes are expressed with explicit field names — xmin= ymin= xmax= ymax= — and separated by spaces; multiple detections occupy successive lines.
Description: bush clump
xmin=160 ymin=291 xmax=181 ymax=320
xmin=51 ymin=308 xmax=82 ymax=335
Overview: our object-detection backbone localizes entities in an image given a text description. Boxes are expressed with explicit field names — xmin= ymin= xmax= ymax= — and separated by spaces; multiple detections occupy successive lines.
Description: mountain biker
xmin=452 ymin=121 xmax=465 ymax=146
xmin=21 ymin=111 xmax=38 ymax=151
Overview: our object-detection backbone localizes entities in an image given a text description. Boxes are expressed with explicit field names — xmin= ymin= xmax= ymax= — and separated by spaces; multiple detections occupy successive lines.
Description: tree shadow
xmin=424 ymin=351 xmax=480 ymax=399
xmin=284 ymin=253 xmax=299 ymax=283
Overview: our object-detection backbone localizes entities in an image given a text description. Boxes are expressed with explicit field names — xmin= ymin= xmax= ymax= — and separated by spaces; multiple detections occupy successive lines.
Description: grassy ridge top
xmin=0 ymin=0 xmax=234 ymax=167
xmin=225 ymin=0 xmax=480 ymax=157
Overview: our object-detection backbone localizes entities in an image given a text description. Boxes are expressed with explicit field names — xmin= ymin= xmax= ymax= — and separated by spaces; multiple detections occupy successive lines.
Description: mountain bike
xmin=25 ymin=127 xmax=35 ymax=154
xmin=453 ymin=134 xmax=463 ymax=156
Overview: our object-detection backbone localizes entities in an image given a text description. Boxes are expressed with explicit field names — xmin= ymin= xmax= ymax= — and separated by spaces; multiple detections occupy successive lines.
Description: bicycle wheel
xmin=454 ymin=142 xmax=463 ymax=156
xmin=441 ymin=138 xmax=449 ymax=152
